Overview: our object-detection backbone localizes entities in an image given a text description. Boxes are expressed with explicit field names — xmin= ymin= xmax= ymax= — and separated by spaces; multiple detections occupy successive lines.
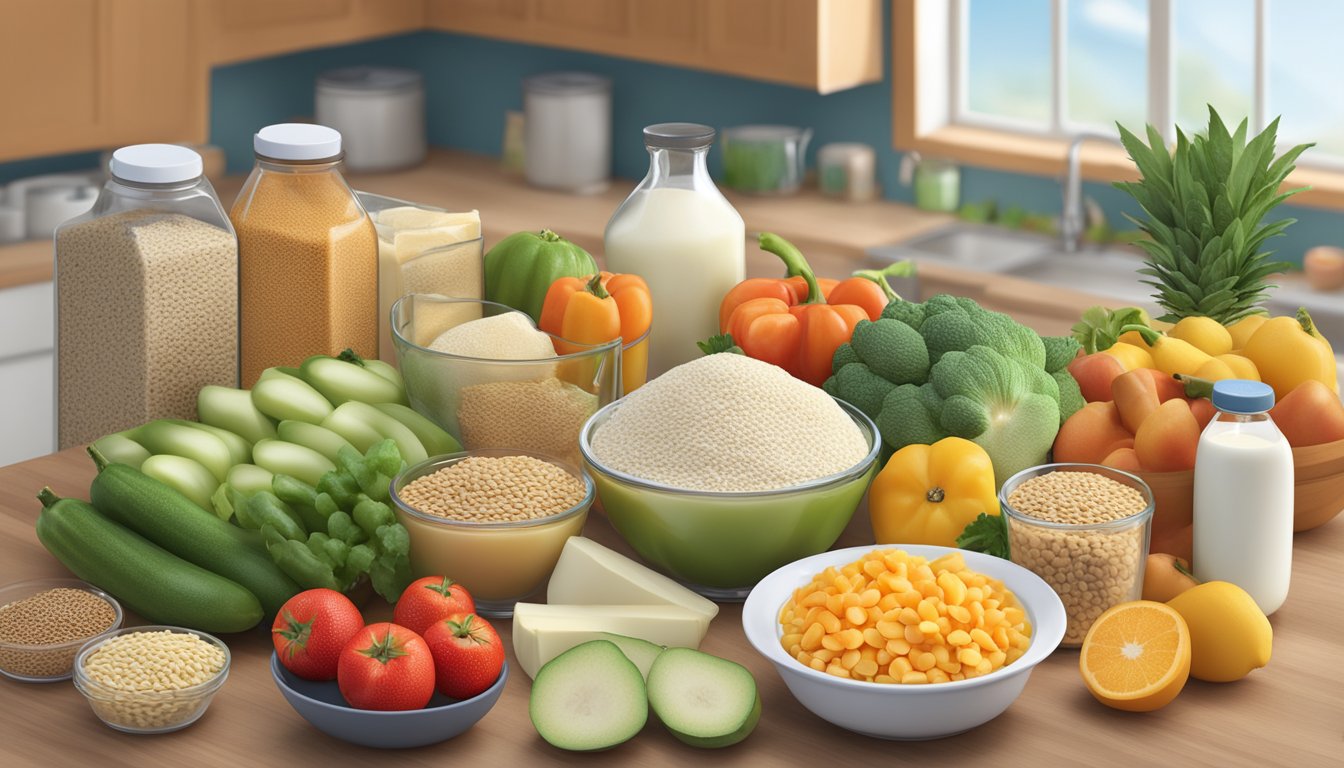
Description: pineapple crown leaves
xmin=1113 ymin=106 xmax=1314 ymax=325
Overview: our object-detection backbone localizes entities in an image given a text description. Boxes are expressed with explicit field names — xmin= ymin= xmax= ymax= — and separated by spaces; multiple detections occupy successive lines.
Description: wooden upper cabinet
xmin=427 ymin=0 xmax=882 ymax=94
xmin=198 ymin=0 xmax=426 ymax=65
xmin=0 ymin=0 xmax=207 ymax=163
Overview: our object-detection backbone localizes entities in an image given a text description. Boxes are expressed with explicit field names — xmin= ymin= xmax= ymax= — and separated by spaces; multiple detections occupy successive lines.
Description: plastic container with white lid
xmin=522 ymin=71 xmax=612 ymax=193
xmin=54 ymin=144 xmax=238 ymax=447
xmin=253 ymin=123 xmax=343 ymax=162
xmin=316 ymin=68 xmax=427 ymax=171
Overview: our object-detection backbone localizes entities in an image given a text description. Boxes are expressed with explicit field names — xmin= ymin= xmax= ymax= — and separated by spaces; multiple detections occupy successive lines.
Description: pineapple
xmin=1114 ymin=107 xmax=1314 ymax=325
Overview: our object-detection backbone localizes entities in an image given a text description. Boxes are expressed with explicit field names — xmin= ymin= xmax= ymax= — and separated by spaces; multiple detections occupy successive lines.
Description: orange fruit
xmin=1079 ymin=600 xmax=1191 ymax=712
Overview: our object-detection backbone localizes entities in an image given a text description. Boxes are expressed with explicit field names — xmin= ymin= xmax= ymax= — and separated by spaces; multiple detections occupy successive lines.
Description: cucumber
xmin=198 ymin=385 xmax=278 ymax=444
xmin=530 ymin=640 xmax=647 ymax=752
xmin=300 ymin=354 xmax=405 ymax=406
xmin=130 ymin=420 xmax=233 ymax=482
xmin=140 ymin=454 xmax=218 ymax=512
xmin=252 ymin=439 xmax=337 ymax=487
xmin=36 ymin=489 xmax=263 ymax=633
xmin=169 ymin=419 xmax=251 ymax=466
xmin=226 ymin=463 xmax=275 ymax=496
xmin=358 ymin=357 xmax=405 ymax=391
xmin=646 ymin=648 xmax=760 ymax=748
xmin=259 ymin=366 xmax=304 ymax=382
xmin=276 ymin=420 xmax=356 ymax=464
xmin=372 ymin=403 xmax=462 ymax=456
xmin=90 ymin=432 xmax=151 ymax=469
xmin=596 ymin=632 xmax=665 ymax=681
xmin=333 ymin=401 xmax=427 ymax=463
xmin=87 ymin=451 xmax=301 ymax=619
xmin=321 ymin=404 xmax=385 ymax=453
xmin=251 ymin=373 xmax=333 ymax=424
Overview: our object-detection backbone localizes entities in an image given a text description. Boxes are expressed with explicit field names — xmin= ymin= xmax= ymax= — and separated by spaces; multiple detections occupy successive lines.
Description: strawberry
xmin=337 ymin=622 xmax=435 ymax=711
xmin=393 ymin=576 xmax=476 ymax=636
xmin=423 ymin=613 xmax=505 ymax=699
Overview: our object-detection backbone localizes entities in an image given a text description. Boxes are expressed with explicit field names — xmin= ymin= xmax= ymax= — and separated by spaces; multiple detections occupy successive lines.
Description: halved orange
xmin=1079 ymin=600 xmax=1191 ymax=712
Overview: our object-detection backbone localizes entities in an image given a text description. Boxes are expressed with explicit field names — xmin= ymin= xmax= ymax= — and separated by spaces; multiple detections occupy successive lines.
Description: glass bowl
xmin=999 ymin=463 xmax=1154 ymax=647
xmin=73 ymin=625 xmax=230 ymax=734
xmin=391 ymin=295 xmax=621 ymax=467
xmin=0 ymin=578 xmax=123 ymax=683
xmin=391 ymin=449 xmax=595 ymax=617
xmin=578 ymin=397 xmax=880 ymax=600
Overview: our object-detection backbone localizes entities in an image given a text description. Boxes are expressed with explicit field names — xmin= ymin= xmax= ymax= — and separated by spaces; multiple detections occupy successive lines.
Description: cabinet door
xmin=0 ymin=352 xmax=55 ymax=467
xmin=201 ymin=0 xmax=426 ymax=65
xmin=0 ymin=0 xmax=207 ymax=162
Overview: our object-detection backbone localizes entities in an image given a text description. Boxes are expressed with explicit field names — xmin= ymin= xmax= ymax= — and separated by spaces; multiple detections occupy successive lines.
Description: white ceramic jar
xmin=315 ymin=67 xmax=426 ymax=172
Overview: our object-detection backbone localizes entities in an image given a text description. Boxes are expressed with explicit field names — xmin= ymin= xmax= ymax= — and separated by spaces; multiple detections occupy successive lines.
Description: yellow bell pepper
xmin=1241 ymin=309 xmax=1338 ymax=399
xmin=1215 ymin=353 xmax=1259 ymax=381
xmin=1226 ymin=314 xmax=1268 ymax=349
xmin=1168 ymin=316 xmax=1233 ymax=356
xmin=869 ymin=437 xmax=999 ymax=547
xmin=1120 ymin=324 xmax=1213 ymax=377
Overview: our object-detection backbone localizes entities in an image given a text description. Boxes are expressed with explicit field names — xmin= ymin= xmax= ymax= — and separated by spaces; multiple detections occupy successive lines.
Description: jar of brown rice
xmin=999 ymin=463 xmax=1154 ymax=647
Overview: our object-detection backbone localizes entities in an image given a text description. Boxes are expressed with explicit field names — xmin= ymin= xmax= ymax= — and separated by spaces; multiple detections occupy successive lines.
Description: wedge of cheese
xmin=512 ymin=603 xmax=711 ymax=679
xmin=546 ymin=537 xmax=719 ymax=621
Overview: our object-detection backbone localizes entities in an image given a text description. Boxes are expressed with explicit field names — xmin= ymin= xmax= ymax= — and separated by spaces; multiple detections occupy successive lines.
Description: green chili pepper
xmin=314 ymin=492 xmax=339 ymax=520
xmin=230 ymin=486 xmax=259 ymax=529
xmin=317 ymin=470 xmax=360 ymax=509
xmin=272 ymin=539 xmax=340 ymax=591
xmin=248 ymin=492 xmax=306 ymax=541
xmin=326 ymin=510 xmax=367 ymax=545
xmin=306 ymin=532 xmax=338 ymax=567
xmin=322 ymin=537 xmax=350 ymax=569
xmin=353 ymin=497 xmax=395 ymax=537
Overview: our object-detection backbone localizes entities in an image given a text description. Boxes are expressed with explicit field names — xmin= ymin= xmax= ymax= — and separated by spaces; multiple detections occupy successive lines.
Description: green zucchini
xmin=36 ymin=489 xmax=262 ymax=633
xmin=88 ymin=448 xmax=300 ymax=618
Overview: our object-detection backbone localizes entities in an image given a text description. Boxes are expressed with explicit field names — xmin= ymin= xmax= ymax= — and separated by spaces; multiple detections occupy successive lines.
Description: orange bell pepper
xmin=540 ymin=271 xmax=653 ymax=391
xmin=720 ymin=233 xmax=887 ymax=387
xmin=718 ymin=242 xmax=913 ymax=330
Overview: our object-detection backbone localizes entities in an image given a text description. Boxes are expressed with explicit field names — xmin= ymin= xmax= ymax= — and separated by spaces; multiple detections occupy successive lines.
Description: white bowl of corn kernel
xmin=742 ymin=545 xmax=1065 ymax=740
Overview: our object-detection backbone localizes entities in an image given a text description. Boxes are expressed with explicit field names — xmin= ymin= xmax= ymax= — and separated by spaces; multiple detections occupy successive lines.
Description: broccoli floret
xmin=1053 ymin=369 xmax=1084 ymax=425
xmin=1042 ymin=335 xmax=1083 ymax=372
xmin=832 ymin=342 xmax=860 ymax=373
xmin=877 ymin=383 xmax=948 ymax=450
xmin=880 ymin=298 xmax=927 ymax=330
xmin=929 ymin=345 xmax=1060 ymax=486
xmin=827 ymin=362 xmax=895 ymax=422
xmin=917 ymin=297 xmax=1047 ymax=369
xmin=850 ymin=319 xmax=930 ymax=385
xmin=922 ymin=294 xmax=963 ymax=317
xmin=919 ymin=309 xmax=984 ymax=363
xmin=986 ymin=311 xmax=1047 ymax=369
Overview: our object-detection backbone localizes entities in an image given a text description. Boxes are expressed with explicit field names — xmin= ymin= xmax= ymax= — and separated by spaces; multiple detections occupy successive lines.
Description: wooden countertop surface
xmin=1 ymin=447 xmax=1340 ymax=766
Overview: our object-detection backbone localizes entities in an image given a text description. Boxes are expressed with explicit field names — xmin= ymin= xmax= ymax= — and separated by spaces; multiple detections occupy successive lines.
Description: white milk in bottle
xmin=605 ymin=123 xmax=745 ymax=375
xmin=1192 ymin=379 xmax=1294 ymax=615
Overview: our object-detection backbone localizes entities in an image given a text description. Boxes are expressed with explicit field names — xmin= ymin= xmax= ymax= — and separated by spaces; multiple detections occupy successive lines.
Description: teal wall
xmin=6 ymin=14 xmax=1340 ymax=266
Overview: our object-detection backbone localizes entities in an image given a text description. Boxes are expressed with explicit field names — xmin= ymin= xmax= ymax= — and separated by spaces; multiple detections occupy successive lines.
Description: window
xmin=894 ymin=0 xmax=1344 ymax=207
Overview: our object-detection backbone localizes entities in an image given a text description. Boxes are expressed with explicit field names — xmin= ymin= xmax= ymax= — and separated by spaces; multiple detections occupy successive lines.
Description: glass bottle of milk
xmin=605 ymin=123 xmax=745 ymax=375
xmin=1192 ymin=379 xmax=1294 ymax=615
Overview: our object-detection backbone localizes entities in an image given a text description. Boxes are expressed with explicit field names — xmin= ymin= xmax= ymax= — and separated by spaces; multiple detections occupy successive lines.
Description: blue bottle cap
xmin=1211 ymin=379 xmax=1275 ymax=414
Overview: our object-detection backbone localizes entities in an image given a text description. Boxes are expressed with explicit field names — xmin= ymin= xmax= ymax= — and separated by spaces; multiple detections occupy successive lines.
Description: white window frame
xmin=943 ymin=0 xmax=1338 ymax=169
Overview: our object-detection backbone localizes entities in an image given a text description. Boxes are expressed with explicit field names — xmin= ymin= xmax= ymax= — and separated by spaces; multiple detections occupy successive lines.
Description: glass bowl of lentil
xmin=72 ymin=626 xmax=230 ymax=734
xmin=391 ymin=449 xmax=596 ymax=617
xmin=0 ymin=578 xmax=123 ymax=683
xmin=999 ymin=463 xmax=1155 ymax=648
xmin=391 ymin=295 xmax=622 ymax=468
xmin=578 ymin=395 xmax=881 ymax=600
xmin=742 ymin=544 xmax=1066 ymax=740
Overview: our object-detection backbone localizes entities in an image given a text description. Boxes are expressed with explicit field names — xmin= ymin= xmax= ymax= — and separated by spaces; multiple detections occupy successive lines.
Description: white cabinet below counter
xmin=0 ymin=281 xmax=54 ymax=466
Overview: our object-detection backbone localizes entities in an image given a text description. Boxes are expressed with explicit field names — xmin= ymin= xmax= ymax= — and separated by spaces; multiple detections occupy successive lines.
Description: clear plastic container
xmin=231 ymin=124 xmax=378 ymax=385
xmin=720 ymin=125 xmax=812 ymax=195
xmin=54 ymin=144 xmax=238 ymax=448
xmin=605 ymin=123 xmax=745 ymax=375
xmin=1000 ymin=463 xmax=1153 ymax=647
xmin=1193 ymin=380 xmax=1294 ymax=615
xmin=358 ymin=191 xmax=483 ymax=362
xmin=0 ymin=578 xmax=123 ymax=682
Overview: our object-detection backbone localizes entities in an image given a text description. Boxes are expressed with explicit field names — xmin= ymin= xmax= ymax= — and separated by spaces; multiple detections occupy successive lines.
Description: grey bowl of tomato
xmin=270 ymin=652 xmax=508 ymax=749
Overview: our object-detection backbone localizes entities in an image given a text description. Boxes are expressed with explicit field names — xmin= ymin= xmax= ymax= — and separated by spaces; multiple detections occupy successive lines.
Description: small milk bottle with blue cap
xmin=1192 ymin=379 xmax=1294 ymax=614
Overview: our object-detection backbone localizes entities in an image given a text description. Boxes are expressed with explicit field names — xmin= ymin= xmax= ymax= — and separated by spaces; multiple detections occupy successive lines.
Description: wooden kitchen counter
xmin=1 ymin=448 xmax=1339 ymax=766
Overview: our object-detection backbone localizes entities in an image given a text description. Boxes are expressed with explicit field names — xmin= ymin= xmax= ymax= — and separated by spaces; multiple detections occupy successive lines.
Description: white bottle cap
xmin=109 ymin=144 xmax=203 ymax=184
xmin=254 ymin=123 xmax=343 ymax=161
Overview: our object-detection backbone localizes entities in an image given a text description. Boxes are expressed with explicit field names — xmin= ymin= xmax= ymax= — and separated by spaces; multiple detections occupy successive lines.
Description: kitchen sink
xmin=1005 ymin=247 xmax=1156 ymax=308
xmin=867 ymin=225 xmax=1052 ymax=274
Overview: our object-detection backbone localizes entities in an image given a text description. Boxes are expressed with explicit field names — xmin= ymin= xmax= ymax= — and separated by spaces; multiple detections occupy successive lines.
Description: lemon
xmin=1167 ymin=581 xmax=1272 ymax=682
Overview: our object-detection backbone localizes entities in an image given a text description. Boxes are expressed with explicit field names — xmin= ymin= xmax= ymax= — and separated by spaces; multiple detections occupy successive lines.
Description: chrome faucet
xmin=1060 ymin=133 xmax=1120 ymax=253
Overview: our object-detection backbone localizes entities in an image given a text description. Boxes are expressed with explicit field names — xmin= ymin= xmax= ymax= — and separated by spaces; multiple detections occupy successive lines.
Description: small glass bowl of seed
xmin=391 ymin=449 xmax=595 ymax=618
xmin=0 ymin=578 xmax=123 ymax=683
xmin=73 ymin=626 xmax=231 ymax=734
xmin=999 ymin=464 xmax=1155 ymax=648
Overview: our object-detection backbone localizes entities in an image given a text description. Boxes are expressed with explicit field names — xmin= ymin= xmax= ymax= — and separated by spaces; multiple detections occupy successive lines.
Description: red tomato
xmin=392 ymin=576 xmax=476 ymax=636
xmin=423 ymin=614 xmax=505 ymax=699
xmin=271 ymin=588 xmax=364 ymax=681
xmin=337 ymin=623 xmax=435 ymax=711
